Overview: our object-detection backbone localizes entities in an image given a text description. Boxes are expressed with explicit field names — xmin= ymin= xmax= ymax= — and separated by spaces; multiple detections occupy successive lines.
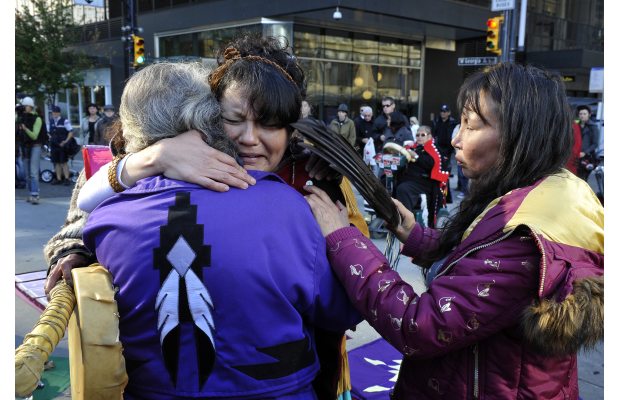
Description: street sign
xmin=457 ymin=57 xmax=498 ymax=66
xmin=492 ymin=0 xmax=515 ymax=11
xmin=589 ymin=67 xmax=603 ymax=93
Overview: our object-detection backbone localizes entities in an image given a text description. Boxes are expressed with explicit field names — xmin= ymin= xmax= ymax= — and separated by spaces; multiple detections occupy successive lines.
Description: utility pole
xmin=491 ymin=0 xmax=518 ymax=62
xmin=120 ymin=0 xmax=142 ymax=79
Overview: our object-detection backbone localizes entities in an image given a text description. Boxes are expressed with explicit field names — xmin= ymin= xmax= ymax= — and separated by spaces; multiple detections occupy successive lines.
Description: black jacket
xmin=580 ymin=120 xmax=600 ymax=157
xmin=431 ymin=116 xmax=457 ymax=153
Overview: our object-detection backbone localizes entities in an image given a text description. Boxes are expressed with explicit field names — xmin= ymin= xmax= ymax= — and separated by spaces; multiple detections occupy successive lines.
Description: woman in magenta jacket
xmin=305 ymin=63 xmax=604 ymax=399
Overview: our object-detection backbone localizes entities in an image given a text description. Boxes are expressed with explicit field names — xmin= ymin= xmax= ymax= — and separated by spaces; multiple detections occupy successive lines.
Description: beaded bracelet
xmin=108 ymin=155 xmax=126 ymax=193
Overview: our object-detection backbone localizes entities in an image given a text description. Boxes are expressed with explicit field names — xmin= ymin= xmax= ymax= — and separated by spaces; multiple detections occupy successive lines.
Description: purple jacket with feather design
xmin=327 ymin=170 xmax=603 ymax=399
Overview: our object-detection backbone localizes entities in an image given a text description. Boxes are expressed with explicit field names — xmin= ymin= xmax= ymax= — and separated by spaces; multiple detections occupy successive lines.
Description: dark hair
xmin=211 ymin=33 xmax=306 ymax=132
xmin=421 ymin=63 xmax=573 ymax=267
xmin=382 ymin=96 xmax=395 ymax=105
xmin=577 ymin=105 xmax=592 ymax=114
xmin=86 ymin=103 xmax=98 ymax=111
xmin=389 ymin=111 xmax=406 ymax=132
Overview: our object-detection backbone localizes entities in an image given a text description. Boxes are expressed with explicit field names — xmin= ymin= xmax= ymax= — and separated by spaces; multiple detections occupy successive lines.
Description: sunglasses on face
xmin=382 ymin=104 xmax=393 ymax=108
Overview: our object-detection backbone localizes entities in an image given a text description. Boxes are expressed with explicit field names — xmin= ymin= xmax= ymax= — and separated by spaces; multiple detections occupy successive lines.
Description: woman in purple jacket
xmin=304 ymin=63 xmax=604 ymax=399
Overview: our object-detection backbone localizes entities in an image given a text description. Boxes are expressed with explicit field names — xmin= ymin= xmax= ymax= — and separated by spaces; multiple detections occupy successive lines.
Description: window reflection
xmin=158 ymin=24 xmax=421 ymax=121
xmin=324 ymin=30 xmax=353 ymax=62
xmin=352 ymin=37 xmax=378 ymax=64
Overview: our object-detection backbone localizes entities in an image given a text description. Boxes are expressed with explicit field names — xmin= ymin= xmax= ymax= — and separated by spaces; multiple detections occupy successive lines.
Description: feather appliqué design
xmin=153 ymin=192 xmax=215 ymax=388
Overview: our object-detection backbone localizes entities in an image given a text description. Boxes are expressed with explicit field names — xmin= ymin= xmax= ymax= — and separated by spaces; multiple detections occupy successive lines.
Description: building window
xmin=156 ymin=22 xmax=422 ymax=121
xmin=158 ymin=24 xmax=261 ymax=59
xmin=295 ymin=25 xmax=422 ymax=122
xmin=527 ymin=0 xmax=603 ymax=51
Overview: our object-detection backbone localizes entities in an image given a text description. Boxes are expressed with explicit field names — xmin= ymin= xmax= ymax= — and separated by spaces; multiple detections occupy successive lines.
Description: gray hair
xmin=417 ymin=125 xmax=432 ymax=135
xmin=120 ymin=62 xmax=236 ymax=158
xmin=361 ymin=106 xmax=373 ymax=116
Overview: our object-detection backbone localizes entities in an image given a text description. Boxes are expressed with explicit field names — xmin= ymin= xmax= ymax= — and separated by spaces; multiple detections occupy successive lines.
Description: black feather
xmin=291 ymin=118 xmax=400 ymax=227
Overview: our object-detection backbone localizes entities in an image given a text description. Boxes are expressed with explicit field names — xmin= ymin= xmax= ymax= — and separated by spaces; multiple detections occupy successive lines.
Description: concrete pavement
xmin=14 ymin=164 xmax=603 ymax=399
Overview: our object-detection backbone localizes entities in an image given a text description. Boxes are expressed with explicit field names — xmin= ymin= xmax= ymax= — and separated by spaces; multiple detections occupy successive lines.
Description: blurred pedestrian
xmin=432 ymin=104 xmax=458 ymax=203
xmin=301 ymin=100 xmax=313 ymax=119
xmin=79 ymin=103 xmax=100 ymax=145
xmin=394 ymin=125 xmax=448 ymax=227
xmin=15 ymin=103 xmax=27 ymax=189
xmin=355 ymin=105 xmax=374 ymax=157
xmin=16 ymin=96 xmax=46 ymax=204
xmin=93 ymin=104 xmax=118 ymax=145
xmin=329 ymin=103 xmax=356 ymax=148
xmin=576 ymin=105 xmax=600 ymax=180
xmin=371 ymin=96 xmax=396 ymax=152
xmin=409 ymin=116 xmax=419 ymax=135
xmin=383 ymin=111 xmax=413 ymax=146
xmin=48 ymin=105 xmax=75 ymax=186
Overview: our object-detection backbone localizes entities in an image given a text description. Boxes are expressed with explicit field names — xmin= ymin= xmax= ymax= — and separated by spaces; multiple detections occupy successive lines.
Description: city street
xmin=14 ymin=161 xmax=603 ymax=399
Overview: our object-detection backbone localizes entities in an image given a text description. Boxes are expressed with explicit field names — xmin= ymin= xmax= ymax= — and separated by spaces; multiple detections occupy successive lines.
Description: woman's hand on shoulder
xmin=304 ymin=185 xmax=350 ymax=237
xmin=150 ymin=130 xmax=256 ymax=191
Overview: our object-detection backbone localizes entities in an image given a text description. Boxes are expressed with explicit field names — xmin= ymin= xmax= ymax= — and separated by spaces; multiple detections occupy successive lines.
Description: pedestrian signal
xmin=486 ymin=16 xmax=503 ymax=55
xmin=133 ymin=35 xmax=145 ymax=67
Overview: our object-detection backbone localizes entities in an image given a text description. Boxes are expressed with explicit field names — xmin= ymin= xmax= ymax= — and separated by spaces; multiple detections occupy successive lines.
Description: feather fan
xmin=291 ymin=117 xmax=400 ymax=227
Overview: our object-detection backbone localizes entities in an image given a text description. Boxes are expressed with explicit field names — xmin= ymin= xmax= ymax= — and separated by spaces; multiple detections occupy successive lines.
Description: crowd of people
xmin=16 ymin=31 xmax=603 ymax=400
xmin=15 ymin=101 xmax=120 ymax=202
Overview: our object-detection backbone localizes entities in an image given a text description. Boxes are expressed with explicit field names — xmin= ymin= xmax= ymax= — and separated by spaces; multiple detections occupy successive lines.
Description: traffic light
xmin=133 ymin=35 xmax=145 ymax=67
xmin=486 ymin=16 xmax=503 ymax=55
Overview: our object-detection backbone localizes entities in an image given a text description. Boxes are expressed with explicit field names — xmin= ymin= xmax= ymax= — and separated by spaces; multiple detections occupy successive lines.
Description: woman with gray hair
xmin=77 ymin=41 xmax=360 ymax=399
xmin=119 ymin=61 xmax=236 ymax=156
xmin=46 ymin=34 xmax=363 ymax=399
xmin=78 ymin=61 xmax=239 ymax=208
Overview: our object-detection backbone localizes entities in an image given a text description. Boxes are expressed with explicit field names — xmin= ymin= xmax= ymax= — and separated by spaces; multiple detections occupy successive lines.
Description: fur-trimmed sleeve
xmin=43 ymin=169 xmax=96 ymax=270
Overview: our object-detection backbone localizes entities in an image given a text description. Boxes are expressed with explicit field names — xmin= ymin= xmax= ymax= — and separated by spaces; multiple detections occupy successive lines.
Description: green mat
xmin=18 ymin=356 xmax=71 ymax=400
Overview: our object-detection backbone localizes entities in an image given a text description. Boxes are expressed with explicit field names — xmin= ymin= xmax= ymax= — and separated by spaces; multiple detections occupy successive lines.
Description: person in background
xmin=432 ymin=104 xmax=458 ymax=203
xmin=15 ymin=103 xmax=28 ymax=189
xmin=355 ymin=105 xmax=374 ymax=157
xmin=301 ymin=100 xmax=313 ymax=119
xmin=371 ymin=96 xmax=396 ymax=153
xmin=409 ymin=116 xmax=419 ymax=136
xmin=80 ymin=103 xmax=100 ymax=145
xmin=329 ymin=103 xmax=357 ymax=148
xmin=17 ymin=96 xmax=46 ymax=204
xmin=576 ymin=105 xmax=600 ymax=181
xmin=383 ymin=111 xmax=413 ymax=146
xmin=48 ymin=105 xmax=75 ymax=186
xmin=394 ymin=125 xmax=448 ymax=227
xmin=304 ymin=62 xmax=603 ymax=399
xmin=93 ymin=104 xmax=119 ymax=145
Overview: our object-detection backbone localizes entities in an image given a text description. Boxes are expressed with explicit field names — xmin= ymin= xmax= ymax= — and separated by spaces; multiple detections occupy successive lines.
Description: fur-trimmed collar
xmin=520 ymin=276 xmax=603 ymax=356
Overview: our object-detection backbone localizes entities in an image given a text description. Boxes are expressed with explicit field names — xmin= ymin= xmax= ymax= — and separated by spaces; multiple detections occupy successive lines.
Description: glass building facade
xmin=156 ymin=21 xmax=422 ymax=122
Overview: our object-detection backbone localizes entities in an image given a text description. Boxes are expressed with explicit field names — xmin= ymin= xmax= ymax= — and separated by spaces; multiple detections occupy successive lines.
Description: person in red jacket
xmin=305 ymin=62 xmax=603 ymax=399
xmin=566 ymin=121 xmax=582 ymax=174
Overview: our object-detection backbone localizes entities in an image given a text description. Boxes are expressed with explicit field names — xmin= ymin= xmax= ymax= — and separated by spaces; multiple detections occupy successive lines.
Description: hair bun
xmin=223 ymin=47 xmax=241 ymax=61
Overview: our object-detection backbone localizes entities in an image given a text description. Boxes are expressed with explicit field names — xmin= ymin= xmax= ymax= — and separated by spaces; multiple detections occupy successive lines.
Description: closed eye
xmin=223 ymin=117 xmax=242 ymax=125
